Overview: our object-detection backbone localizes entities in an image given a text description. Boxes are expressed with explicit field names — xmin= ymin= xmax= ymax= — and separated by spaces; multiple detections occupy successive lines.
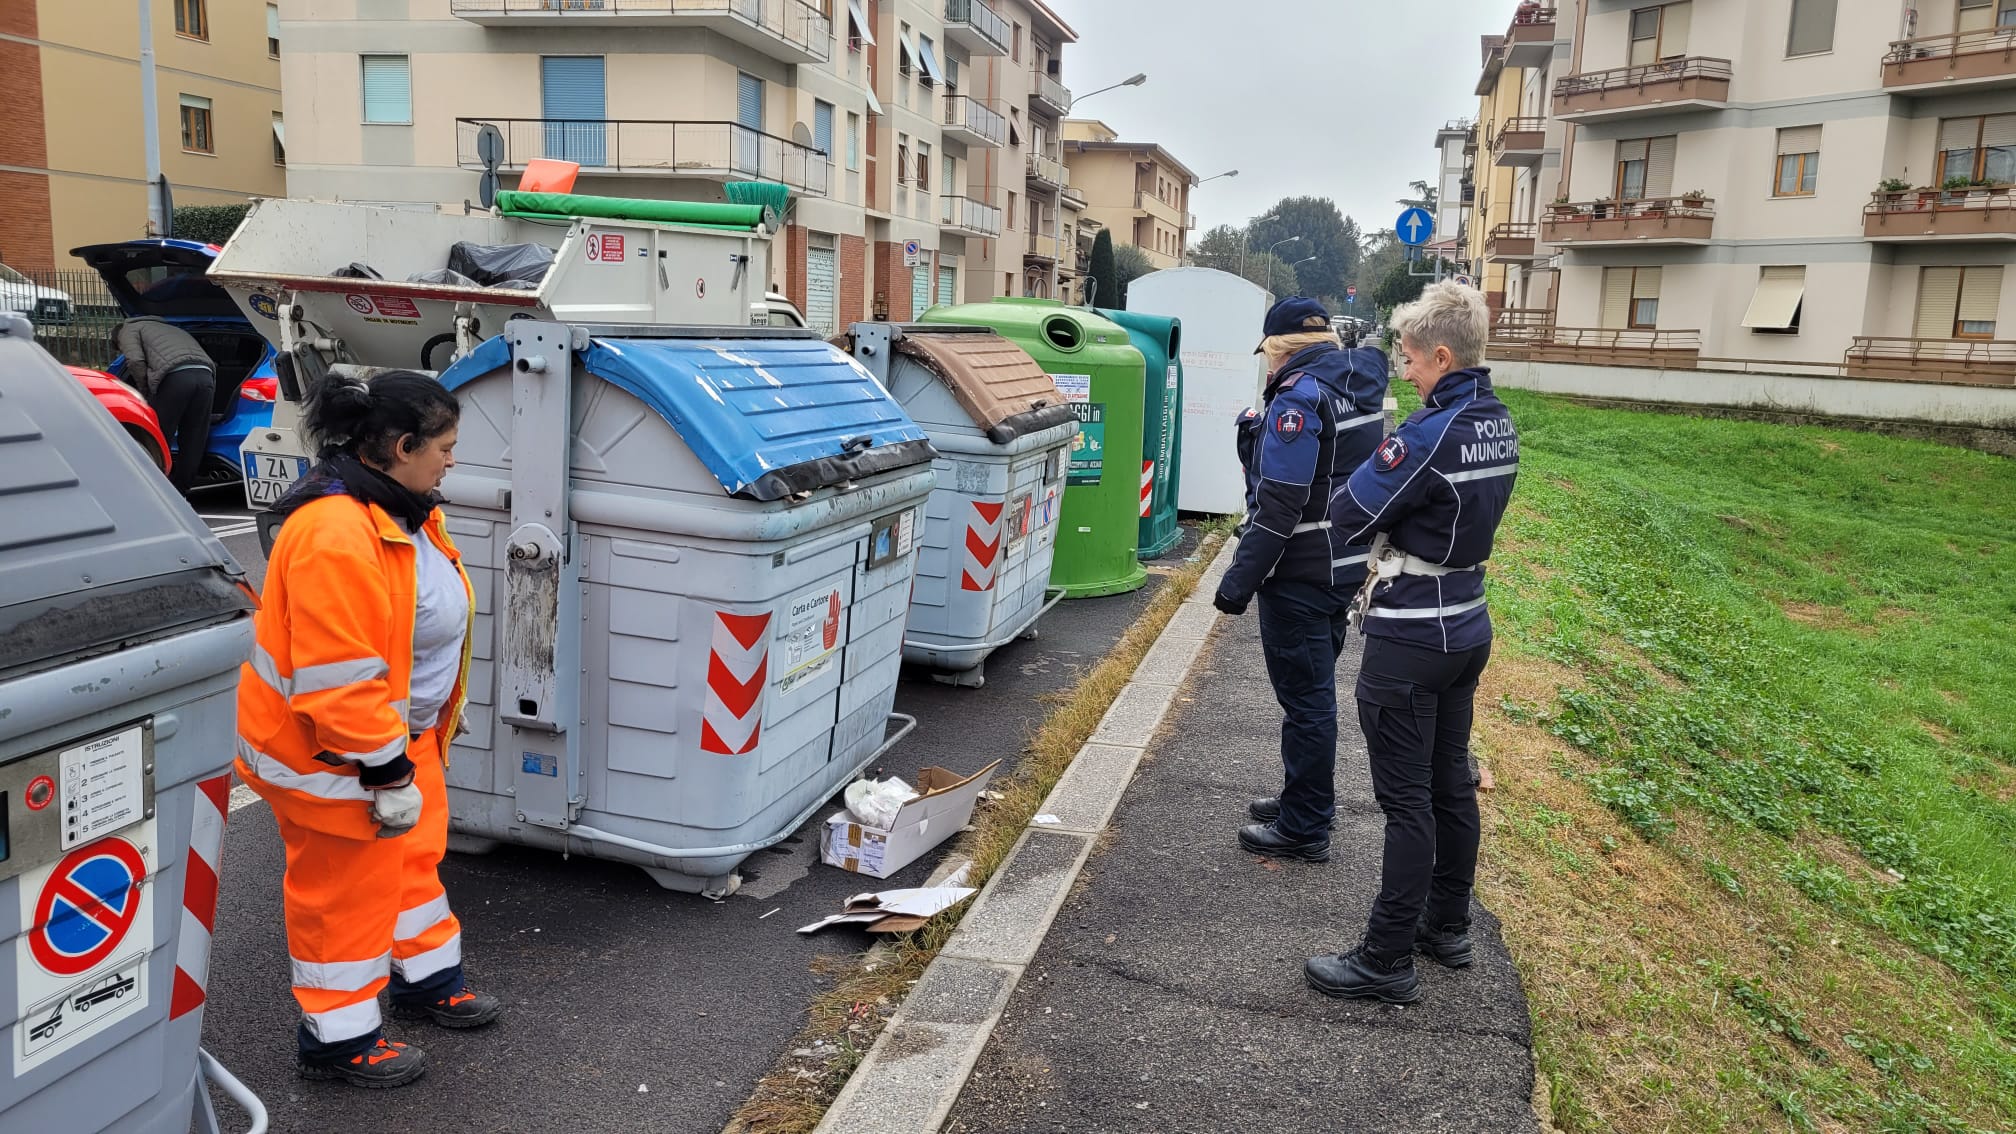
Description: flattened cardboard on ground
xmin=822 ymin=760 xmax=1002 ymax=879
xmin=797 ymin=884 xmax=979 ymax=935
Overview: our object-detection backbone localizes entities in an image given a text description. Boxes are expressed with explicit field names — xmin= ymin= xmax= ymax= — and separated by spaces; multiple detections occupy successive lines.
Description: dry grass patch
xmin=724 ymin=533 xmax=1227 ymax=1134
xmin=1475 ymin=652 xmax=2014 ymax=1133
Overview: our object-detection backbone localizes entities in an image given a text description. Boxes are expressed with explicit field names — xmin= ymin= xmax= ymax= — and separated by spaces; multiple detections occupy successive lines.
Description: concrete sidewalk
xmin=823 ymin=541 xmax=1539 ymax=1133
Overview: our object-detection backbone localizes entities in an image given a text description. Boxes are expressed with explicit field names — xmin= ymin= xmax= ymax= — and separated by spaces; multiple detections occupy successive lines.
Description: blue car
xmin=72 ymin=239 xmax=276 ymax=494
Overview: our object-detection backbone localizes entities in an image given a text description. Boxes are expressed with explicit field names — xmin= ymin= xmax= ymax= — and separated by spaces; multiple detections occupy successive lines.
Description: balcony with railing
xmin=1552 ymin=57 xmax=1733 ymax=121
xmin=455 ymin=117 xmax=831 ymax=195
xmin=1059 ymin=184 xmax=1088 ymax=210
xmin=942 ymin=95 xmax=1006 ymax=149
xmin=1026 ymin=151 xmax=1068 ymax=191
xmin=1134 ymin=190 xmax=1183 ymax=227
xmin=1491 ymin=116 xmax=1550 ymax=167
xmin=1485 ymin=222 xmax=1540 ymax=260
xmin=941 ymin=193 xmax=1003 ymax=238
xmin=1031 ymin=71 xmax=1073 ymax=117
xmin=1882 ymin=29 xmax=2016 ymax=93
xmin=1845 ymin=337 xmax=2016 ymax=385
xmin=1487 ymin=326 xmax=1702 ymax=368
xmin=1542 ymin=196 xmax=1715 ymax=245
xmin=1505 ymin=5 xmax=1558 ymax=67
xmin=1024 ymin=227 xmax=1065 ymax=264
xmin=1489 ymin=307 xmax=1557 ymax=345
xmin=943 ymin=0 xmax=1010 ymax=57
xmin=1865 ymin=186 xmax=2016 ymax=241
xmin=448 ymin=0 xmax=831 ymax=64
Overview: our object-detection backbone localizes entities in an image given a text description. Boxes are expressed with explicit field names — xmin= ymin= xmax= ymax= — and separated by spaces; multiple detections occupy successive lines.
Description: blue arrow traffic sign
xmin=1396 ymin=207 xmax=1434 ymax=247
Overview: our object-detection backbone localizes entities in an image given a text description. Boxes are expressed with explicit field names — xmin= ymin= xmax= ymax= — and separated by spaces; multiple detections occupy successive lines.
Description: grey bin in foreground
xmin=0 ymin=313 xmax=266 ymax=1133
xmin=433 ymin=322 xmax=939 ymax=897
xmin=839 ymin=323 xmax=1079 ymax=688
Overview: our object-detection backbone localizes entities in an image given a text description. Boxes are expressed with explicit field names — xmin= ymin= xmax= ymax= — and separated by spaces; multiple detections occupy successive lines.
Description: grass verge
xmin=1473 ymin=391 xmax=2016 ymax=1133
xmin=725 ymin=525 xmax=1231 ymax=1134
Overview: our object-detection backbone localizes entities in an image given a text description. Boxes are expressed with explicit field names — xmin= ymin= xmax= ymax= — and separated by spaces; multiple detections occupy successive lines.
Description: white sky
xmin=1047 ymin=0 xmax=1511 ymax=238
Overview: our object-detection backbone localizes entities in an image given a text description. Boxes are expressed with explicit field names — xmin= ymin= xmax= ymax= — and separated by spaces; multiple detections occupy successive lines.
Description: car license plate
xmin=243 ymin=454 xmax=307 ymax=505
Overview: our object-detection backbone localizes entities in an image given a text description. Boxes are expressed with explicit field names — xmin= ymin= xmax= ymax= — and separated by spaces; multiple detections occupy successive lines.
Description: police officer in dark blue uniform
xmin=1302 ymin=281 xmax=1518 ymax=1004
xmin=1213 ymin=297 xmax=1390 ymax=862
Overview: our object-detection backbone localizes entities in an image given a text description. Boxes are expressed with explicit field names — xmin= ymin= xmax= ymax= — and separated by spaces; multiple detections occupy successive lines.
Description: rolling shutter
xmin=1601 ymin=268 xmax=1634 ymax=328
xmin=737 ymin=72 xmax=764 ymax=132
xmin=1959 ymin=0 xmax=1994 ymax=33
xmin=814 ymin=101 xmax=835 ymax=160
xmin=1633 ymin=267 xmax=1663 ymax=300
xmin=806 ymin=237 xmax=838 ymax=336
xmin=1786 ymin=0 xmax=1837 ymax=55
xmin=1958 ymin=266 xmax=2004 ymax=325
xmin=541 ymin=56 xmax=606 ymax=166
xmin=1741 ymin=266 xmax=1805 ymax=329
xmin=1915 ymin=268 xmax=1962 ymax=338
xmin=913 ymin=262 xmax=932 ymax=314
xmin=1938 ymin=118 xmax=1978 ymax=152
xmin=1617 ymin=139 xmax=1650 ymax=163
xmin=938 ymin=263 xmax=957 ymax=307
xmin=361 ymin=55 xmax=411 ymax=124
xmin=1777 ymin=125 xmax=1821 ymax=155
xmin=1647 ymin=136 xmax=1677 ymax=198
xmin=1660 ymin=2 xmax=1691 ymax=54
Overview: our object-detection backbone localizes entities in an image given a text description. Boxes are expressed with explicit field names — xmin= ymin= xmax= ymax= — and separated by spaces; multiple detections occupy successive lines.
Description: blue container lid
xmin=441 ymin=333 xmax=934 ymax=501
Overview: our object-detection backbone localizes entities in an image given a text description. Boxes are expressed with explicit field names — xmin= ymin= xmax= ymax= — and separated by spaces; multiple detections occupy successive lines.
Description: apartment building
xmin=0 ymin=0 xmax=285 ymax=271
xmin=1468 ymin=5 xmax=1573 ymax=326
xmin=1060 ymin=119 xmax=1197 ymax=276
xmin=1434 ymin=117 xmax=1475 ymax=245
xmin=278 ymin=0 xmax=1075 ymax=332
xmin=1524 ymin=0 xmax=2015 ymax=378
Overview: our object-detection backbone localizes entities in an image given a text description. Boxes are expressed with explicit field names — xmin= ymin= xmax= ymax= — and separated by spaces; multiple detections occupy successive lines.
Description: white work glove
xmin=372 ymin=782 xmax=424 ymax=839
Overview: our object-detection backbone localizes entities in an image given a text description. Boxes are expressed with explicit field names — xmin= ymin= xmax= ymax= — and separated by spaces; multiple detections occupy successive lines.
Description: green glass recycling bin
xmin=1098 ymin=308 xmax=1183 ymax=559
xmin=921 ymin=299 xmax=1148 ymax=598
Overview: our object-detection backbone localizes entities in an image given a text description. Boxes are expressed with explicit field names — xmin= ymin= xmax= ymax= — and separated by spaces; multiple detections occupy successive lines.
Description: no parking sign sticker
xmin=13 ymin=822 xmax=156 ymax=1075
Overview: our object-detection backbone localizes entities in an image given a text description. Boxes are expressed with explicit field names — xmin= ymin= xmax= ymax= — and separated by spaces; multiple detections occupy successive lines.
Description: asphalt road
xmin=195 ymin=499 xmax=1199 ymax=1134
xmin=944 ymin=612 xmax=1538 ymax=1134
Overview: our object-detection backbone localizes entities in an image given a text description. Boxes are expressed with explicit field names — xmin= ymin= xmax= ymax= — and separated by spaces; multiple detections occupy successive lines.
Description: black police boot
xmin=1415 ymin=918 xmax=1474 ymax=969
xmin=1305 ymin=945 xmax=1421 ymax=1004
xmin=390 ymin=986 xmax=503 ymax=1029
xmin=297 ymin=1036 xmax=429 ymax=1088
xmin=1237 ymin=822 xmax=1330 ymax=863
xmin=1248 ymin=797 xmax=1282 ymax=823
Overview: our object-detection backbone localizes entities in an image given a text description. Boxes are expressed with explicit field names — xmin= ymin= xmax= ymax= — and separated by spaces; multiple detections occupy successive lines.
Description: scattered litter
xmin=1033 ymin=814 xmax=1062 ymax=826
xmin=637 ymin=1084 xmax=649 ymax=1094
xmin=979 ymin=789 xmax=1007 ymax=802
xmin=824 ymin=761 xmax=1001 ymax=878
xmin=798 ymin=876 xmax=979 ymax=935
xmin=758 ymin=907 xmax=782 ymax=920
xmin=845 ymin=775 xmax=921 ymax=829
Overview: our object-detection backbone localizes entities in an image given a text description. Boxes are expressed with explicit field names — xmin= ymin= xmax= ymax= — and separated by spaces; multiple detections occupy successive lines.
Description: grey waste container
xmin=433 ymin=322 xmax=940 ymax=897
xmin=840 ymin=323 xmax=1078 ymax=687
xmin=0 ymin=314 xmax=266 ymax=1133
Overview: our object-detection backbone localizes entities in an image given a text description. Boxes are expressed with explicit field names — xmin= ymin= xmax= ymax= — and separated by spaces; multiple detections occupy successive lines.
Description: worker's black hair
xmin=306 ymin=369 xmax=460 ymax=466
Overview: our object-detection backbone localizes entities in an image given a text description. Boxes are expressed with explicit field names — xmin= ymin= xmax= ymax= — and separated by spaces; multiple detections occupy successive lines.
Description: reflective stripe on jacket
xmin=236 ymin=493 xmax=473 ymax=839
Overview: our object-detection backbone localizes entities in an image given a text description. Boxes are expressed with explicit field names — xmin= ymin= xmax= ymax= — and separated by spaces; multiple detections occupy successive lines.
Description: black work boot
xmin=391 ymin=986 xmax=503 ymax=1030
xmin=298 ymin=1037 xmax=429 ymax=1088
xmin=1237 ymin=822 xmax=1331 ymax=863
xmin=1248 ymin=796 xmax=1282 ymax=823
xmin=1415 ymin=918 xmax=1475 ymax=969
xmin=1305 ymin=945 xmax=1422 ymax=1004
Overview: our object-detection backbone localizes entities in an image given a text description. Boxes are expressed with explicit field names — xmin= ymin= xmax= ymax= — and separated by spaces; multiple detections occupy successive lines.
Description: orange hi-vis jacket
xmin=236 ymin=493 xmax=474 ymax=840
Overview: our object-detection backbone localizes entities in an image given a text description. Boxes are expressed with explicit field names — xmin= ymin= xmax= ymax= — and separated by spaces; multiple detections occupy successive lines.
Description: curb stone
xmin=811 ymin=538 xmax=1238 ymax=1134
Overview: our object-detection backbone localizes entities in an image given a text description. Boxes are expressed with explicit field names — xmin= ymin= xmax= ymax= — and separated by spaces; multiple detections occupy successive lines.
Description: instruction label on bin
xmin=1051 ymin=373 xmax=1091 ymax=403
xmin=14 ymin=821 xmax=156 ymax=1076
xmin=60 ymin=726 xmax=145 ymax=851
xmin=1068 ymin=404 xmax=1105 ymax=486
xmin=778 ymin=587 xmax=845 ymax=694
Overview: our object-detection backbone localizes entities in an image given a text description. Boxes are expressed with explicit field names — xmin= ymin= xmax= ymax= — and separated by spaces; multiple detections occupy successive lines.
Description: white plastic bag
xmin=844 ymin=776 xmax=919 ymax=829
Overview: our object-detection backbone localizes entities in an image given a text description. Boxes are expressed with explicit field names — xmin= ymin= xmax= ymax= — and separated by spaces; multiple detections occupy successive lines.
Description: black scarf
xmin=272 ymin=451 xmax=439 ymax=531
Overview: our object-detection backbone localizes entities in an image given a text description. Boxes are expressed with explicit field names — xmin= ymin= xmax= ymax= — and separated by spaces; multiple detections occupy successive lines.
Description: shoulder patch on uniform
xmin=1374 ymin=435 xmax=1408 ymax=471
xmin=1273 ymin=408 xmax=1305 ymax=440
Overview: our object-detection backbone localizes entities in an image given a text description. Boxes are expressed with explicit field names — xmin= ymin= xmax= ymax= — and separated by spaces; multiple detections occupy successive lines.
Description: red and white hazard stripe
xmin=1139 ymin=460 xmax=1155 ymax=518
xmin=170 ymin=773 xmax=230 ymax=1021
xmin=701 ymin=611 xmax=770 ymax=755
xmin=961 ymin=500 xmax=1005 ymax=592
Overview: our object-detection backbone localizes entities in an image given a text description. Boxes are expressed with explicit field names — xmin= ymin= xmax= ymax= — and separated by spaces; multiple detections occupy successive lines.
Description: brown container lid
xmin=894 ymin=331 xmax=1067 ymax=435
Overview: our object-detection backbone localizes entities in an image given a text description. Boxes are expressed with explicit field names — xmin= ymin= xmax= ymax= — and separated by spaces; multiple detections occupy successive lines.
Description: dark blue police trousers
xmin=1255 ymin=579 xmax=1353 ymax=843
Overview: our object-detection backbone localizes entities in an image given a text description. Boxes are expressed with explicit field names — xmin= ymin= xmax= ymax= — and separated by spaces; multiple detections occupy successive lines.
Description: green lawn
xmin=1465 ymin=388 xmax=2016 ymax=1132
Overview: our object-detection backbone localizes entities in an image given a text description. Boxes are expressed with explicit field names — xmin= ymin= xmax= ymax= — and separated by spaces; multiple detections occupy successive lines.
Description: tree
xmin=1112 ymin=245 xmax=1154 ymax=309
xmin=172 ymin=203 xmax=250 ymax=245
xmin=1397 ymin=180 xmax=1438 ymax=213
xmin=1245 ymin=197 xmax=1358 ymax=307
xmin=1088 ymin=229 xmax=1117 ymax=309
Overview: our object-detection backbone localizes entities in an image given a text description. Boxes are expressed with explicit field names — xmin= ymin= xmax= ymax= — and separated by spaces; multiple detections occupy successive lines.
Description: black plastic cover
xmin=446 ymin=242 xmax=555 ymax=288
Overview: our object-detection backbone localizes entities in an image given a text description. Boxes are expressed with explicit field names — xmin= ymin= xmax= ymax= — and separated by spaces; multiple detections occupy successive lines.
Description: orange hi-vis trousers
xmin=275 ymin=730 xmax=463 ymax=1046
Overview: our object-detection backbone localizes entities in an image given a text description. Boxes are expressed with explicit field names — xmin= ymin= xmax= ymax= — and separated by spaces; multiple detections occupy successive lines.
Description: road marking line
xmin=228 ymin=786 xmax=264 ymax=814
xmin=208 ymin=524 xmax=258 ymax=538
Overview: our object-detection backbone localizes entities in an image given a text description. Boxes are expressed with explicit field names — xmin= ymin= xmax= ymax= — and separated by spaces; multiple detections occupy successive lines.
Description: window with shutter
xmin=814 ymin=101 xmax=835 ymax=163
xmin=1957 ymin=266 xmax=2003 ymax=337
xmin=1914 ymin=268 xmax=1963 ymax=338
xmin=917 ymin=140 xmax=930 ymax=191
xmin=1601 ymin=268 xmax=1634 ymax=328
xmin=179 ymin=94 xmax=213 ymax=154
xmin=361 ymin=55 xmax=412 ymax=125
xmin=1615 ymin=138 xmax=1650 ymax=199
xmin=1742 ymin=266 xmax=1806 ymax=332
xmin=1646 ymin=136 xmax=1677 ymax=198
xmin=1632 ymin=267 xmax=1661 ymax=327
xmin=846 ymin=112 xmax=860 ymax=170
xmin=1629 ymin=8 xmax=1661 ymax=65
xmin=1984 ymin=115 xmax=2016 ymax=184
xmin=1660 ymin=2 xmax=1691 ymax=55
xmin=1785 ymin=0 xmax=1836 ymax=55
xmin=542 ymin=57 xmax=607 ymax=167
xmin=1959 ymin=0 xmax=1995 ymax=33
xmin=268 ymin=4 xmax=280 ymax=56
xmin=1774 ymin=126 xmax=1821 ymax=196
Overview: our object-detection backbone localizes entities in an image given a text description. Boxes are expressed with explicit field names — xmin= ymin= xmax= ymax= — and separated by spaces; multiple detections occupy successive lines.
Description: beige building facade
xmin=276 ymin=0 xmax=1078 ymax=332
xmin=1478 ymin=0 xmax=2015 ymax=380
xmin=1 ymin=0 xmax=285 ymax=271
xmin=1061 ymin=119 xmax=1197 ymax=278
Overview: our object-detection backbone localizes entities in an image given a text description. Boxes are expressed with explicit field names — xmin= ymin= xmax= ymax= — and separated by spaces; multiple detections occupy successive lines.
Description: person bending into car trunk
xmin=114 ymin=315 xmax=215 ymax=496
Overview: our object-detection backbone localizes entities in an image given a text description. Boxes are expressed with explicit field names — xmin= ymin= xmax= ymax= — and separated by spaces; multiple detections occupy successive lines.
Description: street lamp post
xmin=1250 ymin=234 xmax=1302 ymax=291
xmin=1237 ymin=210 xmax=1282 ymax=285
xmin=1196 ymin=169 xmax=1239 ymax=187
xmin=1072 ymin=72 xmax=1148 ymax=105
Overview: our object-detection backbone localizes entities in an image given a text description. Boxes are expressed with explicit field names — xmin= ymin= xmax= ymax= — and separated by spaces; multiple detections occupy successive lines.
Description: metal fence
xmin=2 ymin=268 xmax=124 ymax=369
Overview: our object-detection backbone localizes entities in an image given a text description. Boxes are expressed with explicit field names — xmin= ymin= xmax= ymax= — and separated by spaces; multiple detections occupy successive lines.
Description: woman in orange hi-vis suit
xmin=235 ymin=370 xmax=500 ymax=1088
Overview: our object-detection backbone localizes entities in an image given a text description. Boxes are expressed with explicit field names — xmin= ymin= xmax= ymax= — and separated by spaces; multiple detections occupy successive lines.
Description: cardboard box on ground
xmin=822 ymin=761 xmax=1001 ymax=879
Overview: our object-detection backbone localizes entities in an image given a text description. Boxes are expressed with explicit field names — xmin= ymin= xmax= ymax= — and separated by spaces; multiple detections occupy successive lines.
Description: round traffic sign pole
xmin=29 ymin=837 xmax=148 ymax=977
